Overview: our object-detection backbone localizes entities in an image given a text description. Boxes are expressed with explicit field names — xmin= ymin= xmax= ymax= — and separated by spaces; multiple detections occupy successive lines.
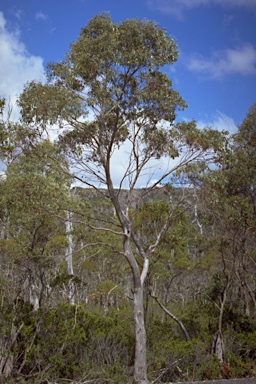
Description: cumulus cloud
xmin=187 ymin=44 xmax=256 ymax=78
xmin=0 ymin=12 xmax=45 ymax=118
xmin=148 ymin=0 xmax=256 ymax=17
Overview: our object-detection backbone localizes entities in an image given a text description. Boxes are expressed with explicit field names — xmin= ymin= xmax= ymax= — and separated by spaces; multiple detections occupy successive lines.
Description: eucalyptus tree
xmin=1 ymin=140 xmax=72 ymax=306
xmin=188 ymin=104 xmax=256 ymax=364
xmin=18 ymin=14 xmax=226 ymax=384
xmin=219 ymin=104 xmax=256 ymax=318
xmin=0 ymin=138 xmax=75 ymax=379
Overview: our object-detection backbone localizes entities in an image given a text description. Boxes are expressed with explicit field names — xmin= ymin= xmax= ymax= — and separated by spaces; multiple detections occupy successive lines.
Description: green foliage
xmin=7 ymin=304 xmax=134 ymax=382
xmin=19 ymin=81 xmax=83 ymax=130
xmin=133 ymin=199 xmax=193 ymax=265
xmin=1 ymin=140 xmax=71 ymax=261
xmin=196 ymin=354 xmax=222 ymax=380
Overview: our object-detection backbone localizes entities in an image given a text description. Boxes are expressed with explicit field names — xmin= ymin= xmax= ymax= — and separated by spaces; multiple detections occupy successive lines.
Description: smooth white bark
xmin=66 ymin=213 xmax=75 ymax=305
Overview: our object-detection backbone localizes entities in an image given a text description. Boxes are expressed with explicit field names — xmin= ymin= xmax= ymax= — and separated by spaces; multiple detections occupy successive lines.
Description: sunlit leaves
xmin=174 ymin=120 xmax=228 ymax=153
xmin=18 ymin=81 xmax=84 ymax=128
xmin=70 ymin=14 xmax=178 ymax=79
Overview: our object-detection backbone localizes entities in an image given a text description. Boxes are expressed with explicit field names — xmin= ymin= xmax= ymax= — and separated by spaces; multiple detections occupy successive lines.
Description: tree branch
xmin=151 ymin=293 xmax=190 ymax=341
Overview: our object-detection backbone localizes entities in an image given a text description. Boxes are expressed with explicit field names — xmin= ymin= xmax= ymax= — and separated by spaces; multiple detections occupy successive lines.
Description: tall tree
xmin=18 ymin=14 xmax=226 ymax=384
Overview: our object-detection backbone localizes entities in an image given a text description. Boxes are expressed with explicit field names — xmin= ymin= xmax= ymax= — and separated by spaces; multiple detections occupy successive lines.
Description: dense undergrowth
xmin=1 ymin=300 xmax=256 ymax=383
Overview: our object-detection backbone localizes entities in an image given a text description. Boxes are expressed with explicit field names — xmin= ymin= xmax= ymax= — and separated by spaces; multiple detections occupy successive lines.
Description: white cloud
xmin=197 ymin=111 xmax=237 ymax=134
xmin=187 ymin=44 xmax=256 ymax=78
xmin=148 ymin=0 xmax=256 ymax=17
xmin=35 ymin=11 xmax=48 ymax=21
xmin=13 ymin=9 xmax=23 ymax=21
xmin=109 ymin=140 xmax=172 ymax=188
xmin=0 ymin=12 xmax=45 ymax=119
xmin=149 ymin=0 xmax=256 ymax=11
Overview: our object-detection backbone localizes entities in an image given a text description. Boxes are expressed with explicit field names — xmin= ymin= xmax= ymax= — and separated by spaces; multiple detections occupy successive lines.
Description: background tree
xmin=0 ymin=140 xmax=74 ymax=378
xmin=185 ymin=104 xmax=256 ymax=368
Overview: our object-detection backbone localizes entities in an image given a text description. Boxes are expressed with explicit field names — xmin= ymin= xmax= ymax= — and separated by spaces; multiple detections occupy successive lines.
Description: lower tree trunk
xmin=133 ymin=284 xmax=149 ymax=384
xmin=212 ymin=330 xmax=224 ymax=363
xmin=0 ymin=321 xmax=23 ymax=378
xmin=66 ymin=214 xmax=75 ymax=305
xmin=121 ymin=223 xmax=149 ymax=383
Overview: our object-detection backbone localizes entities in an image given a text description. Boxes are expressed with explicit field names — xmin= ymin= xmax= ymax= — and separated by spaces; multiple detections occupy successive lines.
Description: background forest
xmin=0 ymin=14 xmax=256 ymax=384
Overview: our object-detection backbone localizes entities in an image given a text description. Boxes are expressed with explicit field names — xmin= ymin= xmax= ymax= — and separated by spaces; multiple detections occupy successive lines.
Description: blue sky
xmin=0 ymin=0 xmax=256 ymax=133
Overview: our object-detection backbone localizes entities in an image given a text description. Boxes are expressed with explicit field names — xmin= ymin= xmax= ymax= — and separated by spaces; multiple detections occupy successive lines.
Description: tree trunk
xmin=122 ymin=233 xmax=149 ymax=384
xmin=108 ymin=182 xmax=149 ymax=383
xmin=134 ymin=284 xmax=148 ymax=384
xmin=212 ymin=330 xmax=224 ymax=363
xmin=212 ymin=286 xmax=227 ymax=363
xmin=29 ymin=283 xmax=40 ymax=311
xmin=0 ymin=321 xmax=23 ymax=378
xmin=66 ymin=213 xmax=75 ymax=305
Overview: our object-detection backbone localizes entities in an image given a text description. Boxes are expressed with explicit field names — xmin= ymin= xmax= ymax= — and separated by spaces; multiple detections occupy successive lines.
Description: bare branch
xmin=151 ymin=293 xmax=190 ymax=341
